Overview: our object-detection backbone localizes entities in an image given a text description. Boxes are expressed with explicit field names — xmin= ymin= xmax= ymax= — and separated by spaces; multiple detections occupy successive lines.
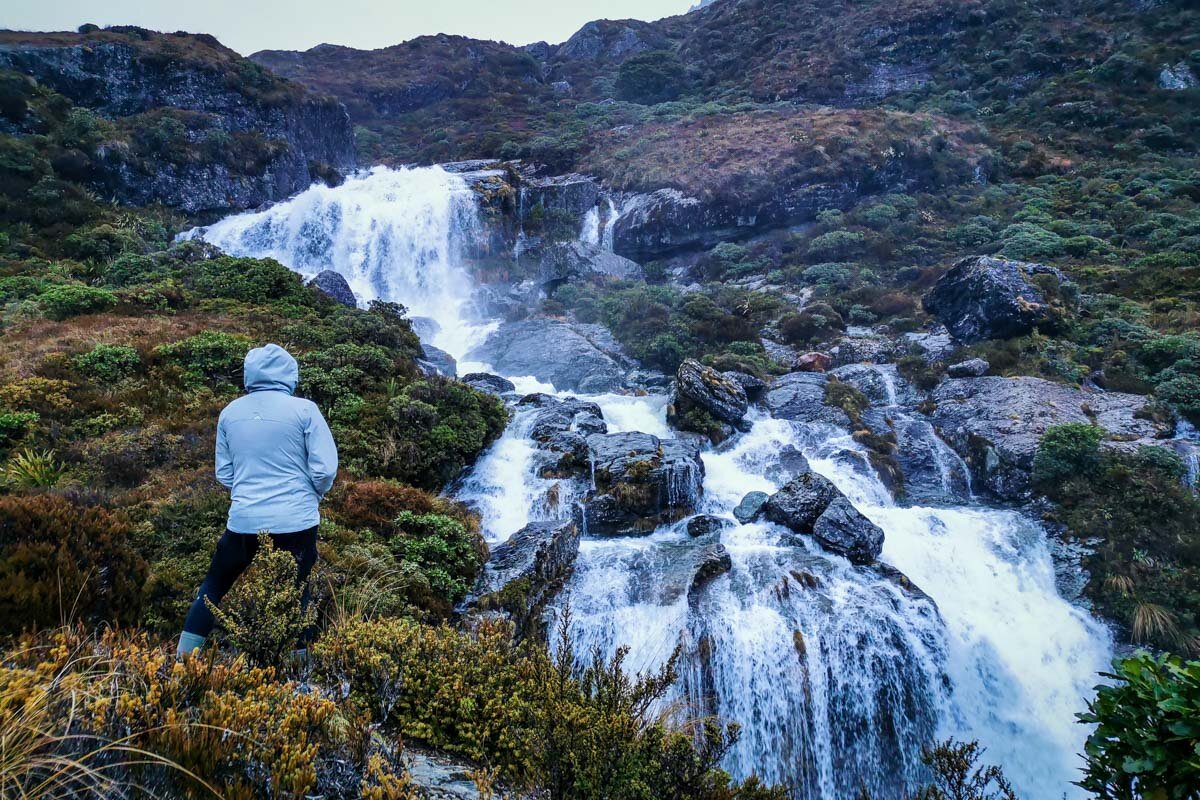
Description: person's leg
xmin=269 ymin=526 xmax=320 ymax=655
xmin=177 ymin=530 xmax=258 ymax=657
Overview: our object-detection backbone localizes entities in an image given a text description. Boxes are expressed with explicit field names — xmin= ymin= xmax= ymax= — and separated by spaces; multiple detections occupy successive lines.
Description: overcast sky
xmin=2 ymin=0 xmax=696 ymax=54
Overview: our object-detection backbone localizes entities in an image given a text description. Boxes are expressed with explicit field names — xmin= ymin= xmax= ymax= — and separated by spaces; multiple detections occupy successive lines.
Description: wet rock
xmin=307 ymin=270 xmax=356 ymax=307
xmin=582 ymin=431 xmax=704 ymax=535
xmin=946 ymin=358 xmax=989 ymax=378
xmin=733 ymin=491 xmax=769 ymax=523
xmin=464 ymin=520 xmax=580 ymax=638
xmin=923 ymin=255 xmax=1076 ymax=344
xmin=761 ymin=338 xmax=795 ymax=365
xmin=418 ymin=343 xmax=457 ymax=377
xmin=467 ymin=319 xmax=626 ymax=393
xmin=765 ymin=372 xmax=851 ymax=428
xmin=1159 ymin=62 xmax=1198 ymax=90
xmin=461 ymin=372 xmax=516 ymax=396
xmin=517 ymin=170 xmax=600 ymax=226
xmin=764 ymin=445 xmax=812 ymax=485
xmin=873 ymin=562 xmax=934 ymax=604
xmin=409 ymin=316 xmax=441 ymax=341
xmin=829 ymin=333 xmax=898 ymax=367
xmin=723 ymin=371 xmax=767 ymax=402
xmin=795 ymin=352 xmax=833 ymax=372
xmin=0 ymin=38 xmax=355 ymax=215
xmin=811 ymin=497 xmax=884 ymax=565
xmin=690 ymin=542 xmax=733 ymax=592
xmin=901 ymin=328 xmax=957 ymax=363
xmin=930 ymin=376 xmax=1172 ymax=500
xmin=830 ymin=364 xmax=912 ymax=408
xmin=762 ymin=472 xmax=842 ymax=533
xmin=539 ymin=241 xmax=642 ymax=288
xmin=675 ymin=359 xmax=748 ymax=423
xmin=519 ymin=394 xmax=607 ymax=477
xmin=687 ymin=514 xmax=731 ymax=537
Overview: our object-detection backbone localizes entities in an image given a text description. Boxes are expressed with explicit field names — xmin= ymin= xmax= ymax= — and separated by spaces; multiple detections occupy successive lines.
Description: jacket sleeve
xmin=215 ymin=415 xmax=234 ymax=489
xmin=304 ymin=404 xmax=338 ymax=498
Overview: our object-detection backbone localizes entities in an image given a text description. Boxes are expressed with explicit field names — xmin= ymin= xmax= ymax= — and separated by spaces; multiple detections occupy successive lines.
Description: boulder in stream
xmin=690 ymin=542 xmax=733 ymax=593
xmin=687 ymin=514 xmax=731 ymax=537
xmin=463 ymin=519 xmax=580 ymax=638
xmin=811 ymin=497 xmax=884 ymax=565
xmin=733 ymin=491 xmax=769 ymax=523
xmin=307 ymin=270 xmax=357 ymax=307
xmin=582 ymin=431 xmax=704 ymax=535
xmin=762 ymin=472 xmax=843 ymax=533
xmin=461 ymin=372 xmax=516 ymax=396
xmin=466 ymin=319 xmax=627 ymax=393
xmin=675 ymin=359 xmax=749 ymax=424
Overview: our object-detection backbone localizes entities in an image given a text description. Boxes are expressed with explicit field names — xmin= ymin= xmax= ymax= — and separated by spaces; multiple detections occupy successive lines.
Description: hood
xmin=243 ymin=344 xmax=298 ymax=394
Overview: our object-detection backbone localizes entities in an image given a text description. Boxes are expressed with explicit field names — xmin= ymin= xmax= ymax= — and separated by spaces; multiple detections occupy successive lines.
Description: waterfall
xmin=195 ymin=171 xmax=1113 ymax=799
xmin=180 ymin=166 xmax=492 ymax=359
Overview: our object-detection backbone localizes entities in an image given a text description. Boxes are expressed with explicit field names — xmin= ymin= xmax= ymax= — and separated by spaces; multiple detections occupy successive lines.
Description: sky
xmin=1 ymin=0 xmax=697 ymax=55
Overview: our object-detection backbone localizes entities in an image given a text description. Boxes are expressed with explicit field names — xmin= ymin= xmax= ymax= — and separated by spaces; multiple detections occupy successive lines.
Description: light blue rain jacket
xmin=216 ymin=344 xmax=338 ymax=534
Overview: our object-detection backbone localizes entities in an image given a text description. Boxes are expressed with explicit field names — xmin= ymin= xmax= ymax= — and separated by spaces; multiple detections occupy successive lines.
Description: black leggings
xmin=182 ymin=527 xmax=319 ymax=639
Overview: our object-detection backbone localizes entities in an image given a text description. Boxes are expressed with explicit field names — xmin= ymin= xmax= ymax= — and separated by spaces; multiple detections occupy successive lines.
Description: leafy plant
xmin=37 ymin=284 xmax=118 ymax=320
xmin=2 ymin=448 xmax=65 ymax=489
xmin=1078 ymin=653 xmax=1200 ymax=799
xmin=910 ymin=740 xmax=1017 ymax=800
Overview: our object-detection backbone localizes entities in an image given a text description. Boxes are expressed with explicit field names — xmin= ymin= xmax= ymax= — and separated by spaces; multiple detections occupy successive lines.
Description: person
xmin=176 ymin=344 xmax=338 ymax=657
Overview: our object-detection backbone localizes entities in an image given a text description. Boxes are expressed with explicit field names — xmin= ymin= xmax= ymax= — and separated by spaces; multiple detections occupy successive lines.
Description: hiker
xmin=177 ymin=344 xmax=338 ymax=657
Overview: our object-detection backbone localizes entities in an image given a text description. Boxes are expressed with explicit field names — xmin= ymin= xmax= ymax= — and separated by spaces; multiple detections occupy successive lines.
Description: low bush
xmin=0 ymin=493 xmax=146 ymax=634
xmin=37 ymin=284 xmax=117 ymax=319
xmin=155 ymin=330 xmax=250 ymax=389
xmin=72 ymin=343 xmax=141 ymax=383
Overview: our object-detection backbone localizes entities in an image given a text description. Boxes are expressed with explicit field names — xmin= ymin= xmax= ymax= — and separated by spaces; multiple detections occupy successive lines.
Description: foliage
xmin=910 ymin=740 xmax=1018 ymax=800
xmin=1032 ymin=423 xmax=1104 ymax=488
xmin=0 ymin=493 xmax=146 ymax=635
xmin=1078 ymin=652 xmax=1200 ymax=800
xmin=155 ymin=330 xmax=251 ymax=389
xmin=72 ymin=343 xmax=140 ymax=384
xmin=391 ymin=510 xmax=486 ymax=608
xmin=2 ymin=448 xmax=66 ymax=489
xmin=616 ymin=50 xmax=689 ymax=105
xmin=207 ymin=533 xmax=319 ymax=668
xmin=37 ymin=284 xmax=118 ymax=320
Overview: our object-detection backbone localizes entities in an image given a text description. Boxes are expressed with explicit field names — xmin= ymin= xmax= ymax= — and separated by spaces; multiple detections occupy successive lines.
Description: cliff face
xmin=0 ymin=29 xmax=356 ymax=215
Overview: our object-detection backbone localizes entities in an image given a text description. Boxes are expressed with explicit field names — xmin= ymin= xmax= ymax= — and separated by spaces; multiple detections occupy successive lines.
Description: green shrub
xmin=155 ymin=331 xmax=250 ymax=388
xmin=910 ymin=740 xmax=1017 ymax=800
xmin=1155 ymin=371 xmax=1200 ymax=421
xmin=37 ymin=284 xmax=118 ymax=319
xmin=807 ymin=231 xmax=865 ymax=261
xmin=615 ymin=50 xmax=689 ymax=104
xmin=0 ymin=410 xmax=39 ymax=447
xmin=73 ymin=343 xmax=140 ymax=383
xmin=1032 ymin=423 xmax=1103 ymax=488
xmin=188 ymin=255 xmax=312 ymax=305
xmin=392 ymin=510 xmax=486 ymax=608
xmin=1078 ymin=652 xmax=1200 ymax=799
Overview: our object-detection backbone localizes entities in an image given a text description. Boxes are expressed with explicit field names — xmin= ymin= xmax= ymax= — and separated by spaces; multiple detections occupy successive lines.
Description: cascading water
xmin=194 ymin=169 xmax=1113 ymax=799
xmin=181 ymin=165 xmax=493 ymax=359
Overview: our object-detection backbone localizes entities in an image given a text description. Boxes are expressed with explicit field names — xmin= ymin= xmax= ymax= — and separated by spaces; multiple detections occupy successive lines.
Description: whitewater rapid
xmin=189 ymin=167 xmax=1113 ymax=799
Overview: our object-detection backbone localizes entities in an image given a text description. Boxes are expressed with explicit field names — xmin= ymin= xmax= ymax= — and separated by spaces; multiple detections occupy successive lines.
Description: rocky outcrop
xmin=466 ymin=319 xmax=628 ymax=393
xmin=1159 ymin=62 xmax=1198 ymax=90
xmin=674 ymin=359 xmax=748 ymax=424
xmin=723 ymin=371 xmax=767 ymax=402
xmin=418 ymin=344 xmax=456 ymax=377
xmin=0 ymin=32 xmax=356 ymax=216
xmin=464 ymin=520 xmax=580 ymax=637
xmin=733 ymin=491 xmax=769 ymax=523
xmin=538 ymin=241 xmax=642 ymax=289
xmin=460 ymin=373 xmax=516 ymax=396
xmin=763 ymin=473 xmax=884 ymax=564
xmin=946 ymin=358 xmax=989 ymax=378
xmin=765 ymin=372 xmax=852 ymax=428
xmin=582 ymin=432 xmax=704 ymax=535
xmin=923 ymin=256 xmax=1076 ymax=344
xmin=519 ymin=393 xmax=607 ymax=478
xmin=930 ymin=376 xmax=1173 ymax=500
xmin=811 ymin=497 xmax=885 ymax=565
xmin=308 ymin=270 xmax=357 ymax=307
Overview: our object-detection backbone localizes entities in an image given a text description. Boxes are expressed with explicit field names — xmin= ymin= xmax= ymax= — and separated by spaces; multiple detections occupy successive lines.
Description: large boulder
xmin=307 ymin=270 xmax=357 ymax=307
xmin=519 ymin=393 xmax=607 ymax=478
xmin=463 ymin=520 xmax=580 ymax=637
xmin=765 ymin=372 xmax=851 ymax=428
xmin=674 ymin=359 xmax=749 ymax=424
xmin=930 ymin=376 xmax=1173 ymax=500
xmin=687 ymin=514 xmax=731 ymax=538
xmin=762 ymin=472 xmax=843 ymax=532
xmin=418 ymin=344 xmax=457 ymax=377
xmin=689 ymin=542 xmax=733 ymax=593
xmin=466 ymin=319 xmax=627 ymax=393
xmin=811 ymin=497 xmax=884 ymax=565
xmin=923 ymin=256 xmax=1076 ymax=344
xmin=733 ymin=491 xmax=769 ymax=523
xmin=460 ymin=373 xmax=516 ymax=396
xmin=538 ymin=241 xmax=642 ymax=288
xmin=582 ymin=432 xmax=704 ymax=535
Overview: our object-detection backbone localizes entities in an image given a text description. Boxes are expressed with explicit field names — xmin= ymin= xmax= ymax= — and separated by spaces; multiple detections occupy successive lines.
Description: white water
xmin=195 ymin=168 xmax=1113 ymax=799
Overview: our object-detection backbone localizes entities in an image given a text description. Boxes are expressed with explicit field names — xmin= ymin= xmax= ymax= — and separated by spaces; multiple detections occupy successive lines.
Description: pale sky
xmin=1 ymin=0 xmax=696 ymax=54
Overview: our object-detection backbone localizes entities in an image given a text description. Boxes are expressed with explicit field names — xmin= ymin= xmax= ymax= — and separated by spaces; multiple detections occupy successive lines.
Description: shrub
xmin=1155 ymin=371 xmax=1200 ymax=420
xmin=0 ymin=410 xmax=39 ymax=447
xmin=391 ymin=510 xmax=486 ymax=608
xmin=0 ymin=493 xmax=146 ymax=634
xmin=155 ymin=331 xmax=250 ymax=388
xmin=910 ymin=740 xmax=1017 ymax=800
xmin=189 ymin=255 xmax=312 ymax=305
xmin=615 ymin=50 xmax=689 ymax=104
xmin=806 ymin=231 xmax=865 ymax=261
xmin=209 ymin=533 xmax=318 ymax=668
xmin=72 ymin=343 xmax=140 ymax=383
xmin=37 ymin=284 xmax=118 ymax=320
xmin=1032 ymin=423 xmax=1103 ymax=488
xmin=2 ymin=448 xmax=65 ymax=489
xmin=1077 ymin=652 xmax=1200 ymax=799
